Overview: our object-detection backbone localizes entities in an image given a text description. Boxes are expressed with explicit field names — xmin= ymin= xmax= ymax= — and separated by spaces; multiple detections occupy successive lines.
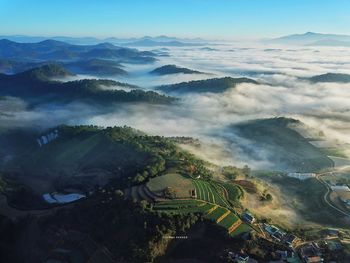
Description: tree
xmin=133 ymin=174 xmax=145 ymax=184
xmin=222 ymin=166 xmax=239 ymax=180
xmin=115 ymin=189 xmax=124 ymax=197
xmin=242 ymin=165 xmax=251 ymax=177
xmin=265 ymin=193 xmax=272 ymax=201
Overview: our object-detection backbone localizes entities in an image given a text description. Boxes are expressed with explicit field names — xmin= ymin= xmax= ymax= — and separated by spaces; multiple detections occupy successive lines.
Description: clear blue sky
xmin=1 ymin=0 xmax=350 ymax=39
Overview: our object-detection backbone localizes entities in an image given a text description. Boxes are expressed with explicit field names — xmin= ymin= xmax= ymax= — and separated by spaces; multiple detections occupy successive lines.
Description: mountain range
xmin=0 ymin=58 xmax=127 ymax=76
xmin=0 ymin=39 xmax=156 ymax=63
xmin=0 ymin=35 xmax=206 ymax=45
xmin=269 ymin=32 xmax=350 ymax=46
xmin=123 ymin=39 xmax=205 ymax=47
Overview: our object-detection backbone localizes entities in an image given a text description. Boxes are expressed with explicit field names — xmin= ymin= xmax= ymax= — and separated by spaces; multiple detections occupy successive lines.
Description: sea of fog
xmin=1 ymin=42 xmax=350 ymax=168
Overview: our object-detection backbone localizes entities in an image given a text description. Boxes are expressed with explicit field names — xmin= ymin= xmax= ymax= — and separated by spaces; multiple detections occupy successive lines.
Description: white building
xmin=287 ymin=173 xmax=316 ymax=180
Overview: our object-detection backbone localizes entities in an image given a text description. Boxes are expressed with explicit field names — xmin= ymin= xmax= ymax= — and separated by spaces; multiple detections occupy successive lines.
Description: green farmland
xmin=130 ymin=173 xmax=250 ymax=236
xmin=152 ymin=195 xmax=249 ymax=237
xmin=192 ymin=180 xmax=229 ymax=207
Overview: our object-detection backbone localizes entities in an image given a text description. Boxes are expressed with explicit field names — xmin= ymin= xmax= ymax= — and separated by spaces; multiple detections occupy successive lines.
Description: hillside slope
xmin=229 ymin=117 xmax=334 ymax=172
xmin=1 ymin=125 xmax=180 ymax=193
xmin=157 ymin=77 xmax=258 ymax=94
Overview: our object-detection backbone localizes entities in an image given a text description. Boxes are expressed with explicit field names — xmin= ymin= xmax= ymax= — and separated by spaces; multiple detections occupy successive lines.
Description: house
xmin=272 ymin=230 xmax=286 ymax=242
xmin=264 ymin=224 xmax=279 ymax=235
xmin=242 ymin=212 xmax=256 ymax=224
xmin=229 ymin=252 xmax=250 ymax=263
xmin=283 ymin=234 xmax=298 ymax=248
xmin=37 ymin=129 xmax=59 ymax=146
xmin=190 ymin=189 xmax=197 ymax=198
xmin=330 ymin=185 xmax=350 ymax=192
xmin=299 ymin=242 xmax=323 ymax=263
xmin=263 ymin=224 xmax=286 ymax=242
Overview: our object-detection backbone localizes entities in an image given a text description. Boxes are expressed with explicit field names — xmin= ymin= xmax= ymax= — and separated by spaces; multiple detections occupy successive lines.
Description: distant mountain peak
xmin=269 ymin=32 xmax=350 ymax=46
xmin=308 ymin=72 xmax=350 ymax=83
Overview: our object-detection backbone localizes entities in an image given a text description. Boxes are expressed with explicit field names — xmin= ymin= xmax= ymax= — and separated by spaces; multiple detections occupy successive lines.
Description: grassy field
xmin=147 ymin=173 xmax=194 ymax=198
xmin=319 ymin=147 xmax=348 ymax=158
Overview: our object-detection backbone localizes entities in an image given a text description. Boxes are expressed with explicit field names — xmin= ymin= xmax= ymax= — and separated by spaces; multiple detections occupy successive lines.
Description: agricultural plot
xmin=128 ymin=174 xmax=250 ymax=236
xmin=230 ymin=223 xmax=251 ymax=237
xmin=147 ymin=173 xmax=194 ymax=198
xmin=217 ymin=212 xmax=239 ymax=229
xmin=151 ymin=190 xmax=250 ymax=236
xmin=205 ymin=206 xmax=227 ymax=220
xmin=219 ymin=183 xmax=243 ymax=206
xmin=203 ymin=205 xmax=248 ymax=237
xmin=192 ymin=179 xmax=231 ymax=207
xmin=153 ymin=199 xmax=211 ymax=214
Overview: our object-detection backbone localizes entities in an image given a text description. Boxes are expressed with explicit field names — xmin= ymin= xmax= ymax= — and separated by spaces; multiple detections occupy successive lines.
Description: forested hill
xmin=229 ymin=117 xmax=334 ymax=172
xmin=0 ymin=64 xmax=175 ymax=105
xmin=157 ymin=76 xmax=258 ymax=94
xmin=308 ymin=72 xmax=350 ymax=83
xmin=1 ymin=124 xmax=210 ymax=198
xmin=150 ymin=64 xmax=204 ymax=75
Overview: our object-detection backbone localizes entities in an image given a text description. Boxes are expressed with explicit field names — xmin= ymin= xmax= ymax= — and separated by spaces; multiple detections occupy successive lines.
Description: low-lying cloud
xmin=2 ymin=43 xmax=350 ymax=169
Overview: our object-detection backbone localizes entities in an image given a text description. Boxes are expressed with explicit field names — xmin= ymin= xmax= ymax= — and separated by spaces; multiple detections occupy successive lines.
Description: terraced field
xmin=153 ymin=198 xmax=249 ymax=237
xmin=220 ymin=182 xmax=244 ymax=206
xmin=193 ymin=180 xmax=231 ymax=207
xmin=125 ymin=176 xmax=250 ymax=236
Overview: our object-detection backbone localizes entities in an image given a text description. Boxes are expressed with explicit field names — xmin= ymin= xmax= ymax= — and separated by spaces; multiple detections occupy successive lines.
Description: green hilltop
xmin=150 ymin=64 xmax=205 ymax=75
xmin=230 ymin=117 xmax=334 ymax=172
xmin=157 ymin=76 xmax=258 ymax=93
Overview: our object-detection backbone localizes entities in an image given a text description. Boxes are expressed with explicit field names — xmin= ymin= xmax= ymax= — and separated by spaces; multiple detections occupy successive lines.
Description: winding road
xmin=316 ymin=177 xmax=350 ymax=217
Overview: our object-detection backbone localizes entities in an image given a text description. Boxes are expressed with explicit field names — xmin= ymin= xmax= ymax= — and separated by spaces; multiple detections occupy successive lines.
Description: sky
xmin=1 ymin=0 xmax=350 ymax=39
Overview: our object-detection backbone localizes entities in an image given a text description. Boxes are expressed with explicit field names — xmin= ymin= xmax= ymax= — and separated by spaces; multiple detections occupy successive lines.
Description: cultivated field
xmin=147 ymin=173 xmax=195 ymax=198
xmin=126 ymin=173 xmax=249 ymax=236
xmin=153 ymin=198 xmax=249 ymax=237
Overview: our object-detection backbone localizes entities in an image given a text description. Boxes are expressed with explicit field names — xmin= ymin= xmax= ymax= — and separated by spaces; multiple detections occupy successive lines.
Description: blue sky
xmin=1 ymin=0 xmax=350 ymax=39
